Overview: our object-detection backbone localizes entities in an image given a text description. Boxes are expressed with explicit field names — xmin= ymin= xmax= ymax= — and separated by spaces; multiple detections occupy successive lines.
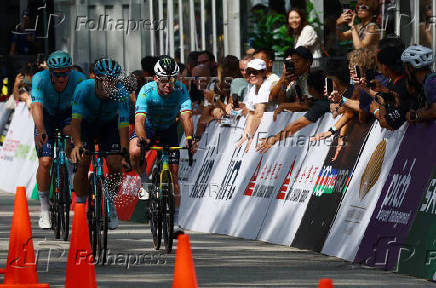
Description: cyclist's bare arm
xmin=180 ymin=111 xmax=193 ymax=138
xmin=71 ymin=118 xmax=83 ymax=163
xmin=134 ymin=113 xmax=147 ymax=140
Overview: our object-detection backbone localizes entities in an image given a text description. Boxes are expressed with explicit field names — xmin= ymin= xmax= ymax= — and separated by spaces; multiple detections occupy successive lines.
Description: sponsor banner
xmin=256 ymin=113 xmax=335 ymax=245
xmin=0 ymin=102 xmax=38 ymax=197
xmin=180 ymin=115 xmax=247 ymax=233
xmin=354 ymin=122 xmax=436 ymax=271
xmin=292 ymin=118 xmax=372 ymax=251
xmin=321 ymin=122 xmax=407 ymax=261
xmin=397 ymin=162 xmax=436 ymax=279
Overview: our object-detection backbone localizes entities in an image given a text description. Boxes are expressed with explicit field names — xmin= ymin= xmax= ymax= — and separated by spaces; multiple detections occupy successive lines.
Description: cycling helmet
xmin=47 ymin=51 xmax=72 ymax=69
xmin=94 ymin=58 xmax=122 ymax=78
xmin=401 ymin=45 xmax=434 ymax=68
xmin=154 ymin=55 xmax=179 ymax=77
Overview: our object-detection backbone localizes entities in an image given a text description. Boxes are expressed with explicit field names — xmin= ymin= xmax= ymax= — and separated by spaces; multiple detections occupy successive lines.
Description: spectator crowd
xmin=4 ymin=0 xmax=436 ymax=163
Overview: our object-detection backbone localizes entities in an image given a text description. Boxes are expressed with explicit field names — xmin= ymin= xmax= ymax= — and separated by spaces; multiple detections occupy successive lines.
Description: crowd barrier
xmin=178 ymin=112 xmax=436 ymax=281
xmin=1 ymin=103 xmax=435 ymax=280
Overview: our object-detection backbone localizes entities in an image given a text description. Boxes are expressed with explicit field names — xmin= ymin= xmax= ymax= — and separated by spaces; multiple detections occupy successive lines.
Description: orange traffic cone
xmin=0 ymin=186 xmax=49 ymax=287
xmin=173 ymin=234 xmax=198 ymax=288
xmin=65 ymin=203 xmax=97 ymax=288
xmin=319 ymin=278 xmax=334 ymax=288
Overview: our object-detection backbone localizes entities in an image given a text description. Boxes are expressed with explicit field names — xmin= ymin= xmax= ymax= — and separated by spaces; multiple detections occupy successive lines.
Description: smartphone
xmin=365 ymin=69 xmax=375 ymax=88
xmin=354 ymin=65 xmax=361 ymax=79
xmin=325 ymin=78 xmax=333 ymax=94
xmin=342 ymin=3 xmax=351 ymax=14
xmin=285 ymin=60 xmax=295 ymax=74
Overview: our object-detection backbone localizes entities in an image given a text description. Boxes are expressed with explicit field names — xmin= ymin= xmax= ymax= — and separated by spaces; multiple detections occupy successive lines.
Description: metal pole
xmin=149 ymin=0 xmax=155 ymax=55
xmin=178 ymin=0 xmax=184 ymax=62
xmin=394 ymin=0 xmax=400 ymax=37
xmin=380 ymin=0 xmax=385 ymax=39
xmin=433 ymin=0 xmax=436 ymax=71
xmin=168 ymin=0 xmax=174 ymax=57
xmin=189 ymin=0 xmax=195 ymax=51
xmin=223 ymin=0 xmax=229 ymax=56
xmin=201 ymin=0 xmax=205 ymax=50
xmin=414 ymin=0 xmax=420 ymax=44
xmin=159 ymin=0 xmax=164 ymax=55
xmin=212 ymin=0 xmax=217 ymax=58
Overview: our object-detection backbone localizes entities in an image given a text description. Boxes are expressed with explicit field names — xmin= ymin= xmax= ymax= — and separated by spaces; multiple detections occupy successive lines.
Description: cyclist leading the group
xmin=70 ymin=58 xmax=131 ymax=230
xmin=129 ymin=55 xmax=195 ymax=226
xmin=31 ymin=50 xmax=86 ymax=229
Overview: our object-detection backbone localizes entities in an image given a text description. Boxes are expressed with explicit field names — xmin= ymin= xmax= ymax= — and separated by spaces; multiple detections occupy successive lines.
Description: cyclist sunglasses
xmin=356 ymin=4 xmax=370 ymax=10
xmin=158 ymin=76 xmax=176 ymax=84
xmin=51 ymin=70 xmax=71 ymax=78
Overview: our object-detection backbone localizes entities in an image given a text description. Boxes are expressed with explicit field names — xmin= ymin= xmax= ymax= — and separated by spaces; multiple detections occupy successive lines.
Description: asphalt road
xmin=0 ymin=190 xmax=435 ymax=287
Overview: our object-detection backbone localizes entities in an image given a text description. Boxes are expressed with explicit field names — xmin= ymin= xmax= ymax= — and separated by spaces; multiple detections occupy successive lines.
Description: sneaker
xmin=108 ymin=203 xmax=119 ymax=230
xmin=173 ymin=228 xmax=184 ymax=239
xmin=138 ymin=187 xmax=150 ymax=200
xmin=39 ymin=211 xmax=51 ymax=229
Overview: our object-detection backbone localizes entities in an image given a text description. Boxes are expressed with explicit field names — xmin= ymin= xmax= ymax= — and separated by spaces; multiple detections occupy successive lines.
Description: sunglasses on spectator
xmin=246 ymin=69 xmax=264 ymax=76
xmin=356 ymin=5 xmax=370 ymax=10
xmin=158 ymin=76 xmax=176 ymax=84
xmin=51 ymin=71 xmax=70 ymax=78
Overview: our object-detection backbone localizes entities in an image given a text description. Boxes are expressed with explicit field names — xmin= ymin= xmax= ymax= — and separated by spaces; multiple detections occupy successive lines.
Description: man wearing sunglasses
xmin=129 ymin=55 xmax=194 ymax=228
xmin=70 ymin=58 xmax=130 ymax=230
xmin=30 ymin=50 xmax=86 ymax=229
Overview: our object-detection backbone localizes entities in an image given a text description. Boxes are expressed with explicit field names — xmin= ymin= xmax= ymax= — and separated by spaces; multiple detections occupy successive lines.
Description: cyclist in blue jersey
xmin=129 ymin=55 xmax=195 ymax=226
xmin=70 ymin=58 xmax=131 ymax=230
xmin=31 ymin=50 xmax=86 ymax=229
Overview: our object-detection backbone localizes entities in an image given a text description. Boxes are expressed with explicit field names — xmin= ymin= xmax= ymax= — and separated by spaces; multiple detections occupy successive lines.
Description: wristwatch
xmin=329 ymin=126 xmax=337 ymax=135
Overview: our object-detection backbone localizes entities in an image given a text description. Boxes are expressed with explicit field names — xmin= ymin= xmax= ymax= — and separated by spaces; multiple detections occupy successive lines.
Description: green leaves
xmin=249 ymin=10 xmax=294 ymax=58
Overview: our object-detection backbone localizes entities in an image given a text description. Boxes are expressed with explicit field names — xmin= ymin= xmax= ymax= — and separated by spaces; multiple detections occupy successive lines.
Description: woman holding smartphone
xmin=336 ymin=0 xmax=380 ymax=50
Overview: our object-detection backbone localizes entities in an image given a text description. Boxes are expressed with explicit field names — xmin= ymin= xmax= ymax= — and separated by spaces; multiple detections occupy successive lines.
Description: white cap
xmin=247 ymin=59 xmax=267 ymax=71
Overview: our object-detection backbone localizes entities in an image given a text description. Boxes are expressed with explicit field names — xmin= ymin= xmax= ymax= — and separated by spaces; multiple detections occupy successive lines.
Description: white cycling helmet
xmin=154 ymin=55 xmax=180 ymax=77
xmin=401 ymin=45 xmax=434 ymax=68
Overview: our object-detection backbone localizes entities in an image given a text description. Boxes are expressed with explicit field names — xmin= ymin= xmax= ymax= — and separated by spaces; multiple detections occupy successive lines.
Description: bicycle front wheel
xmin=161 ymin=170 xmax=175 ymax=254
xmin=59 ymin=164 xmax=70 ymax=241
xmin=149 ymin=167 xmax=162 ymax=250
xmin=50 ymin=164 xmax=60 ymax=239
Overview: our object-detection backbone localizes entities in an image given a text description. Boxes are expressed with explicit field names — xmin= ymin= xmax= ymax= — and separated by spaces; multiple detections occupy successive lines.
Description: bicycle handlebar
xmin=139 ymin=140 xmax=193 ymax=167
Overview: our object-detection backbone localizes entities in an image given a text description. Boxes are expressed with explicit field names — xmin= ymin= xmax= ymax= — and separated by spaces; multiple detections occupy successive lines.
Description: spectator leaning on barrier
xmin=336 ymin=0 xmax=380 ymax=50
xmin=312 ymin=61 xmax=354 ymax=160
xmin=287 ymin=8 xmax=323 ymax=65
xmin=401 ymin=45 xmax=436 ymax=122
xmin=236 ymin=59 xmax=272 ymax=153
xmin=369 ymin=46 xmax=410 ymax=130
xmin=270 ymin=46 xmax=312 ymax=107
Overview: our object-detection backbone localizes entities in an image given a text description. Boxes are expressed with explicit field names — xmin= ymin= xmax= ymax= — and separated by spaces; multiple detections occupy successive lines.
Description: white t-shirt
xmin=295 ymin=25 xmax=322 ymax=59
xmin=244 ymin=78 xmax=273 ymax=111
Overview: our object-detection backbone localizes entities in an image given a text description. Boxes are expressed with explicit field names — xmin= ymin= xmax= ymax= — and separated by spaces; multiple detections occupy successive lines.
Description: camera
xmin=365 ymin=69 xmax=375 ymax=88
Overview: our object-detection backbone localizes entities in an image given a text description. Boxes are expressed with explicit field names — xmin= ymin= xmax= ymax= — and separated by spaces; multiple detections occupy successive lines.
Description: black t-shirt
xmin=384 ymin=77 xmax=411 ymax=130
xmin=304 ymin=99 xmax=330 ymax=123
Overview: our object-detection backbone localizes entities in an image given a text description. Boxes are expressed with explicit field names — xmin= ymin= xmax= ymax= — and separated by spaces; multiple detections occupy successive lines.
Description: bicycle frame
xmin=52 ymin=130 xmax=70 ymax=194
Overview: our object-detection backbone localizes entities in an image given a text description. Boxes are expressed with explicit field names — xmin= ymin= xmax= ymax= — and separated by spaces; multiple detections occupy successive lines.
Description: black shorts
xmin=81 ymin=118 xmax=121 ymax=153
xmin=130 ymin=123 xmax=180 ymax=165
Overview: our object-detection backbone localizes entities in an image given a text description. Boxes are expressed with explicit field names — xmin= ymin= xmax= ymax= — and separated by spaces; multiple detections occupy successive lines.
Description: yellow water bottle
xmin=1 ymin=78 xmax=8 ymax=101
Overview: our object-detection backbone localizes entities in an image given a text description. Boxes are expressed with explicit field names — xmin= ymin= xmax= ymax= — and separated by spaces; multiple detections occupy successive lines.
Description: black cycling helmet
xmin=154 ymin=55 xmax=179 ymax=77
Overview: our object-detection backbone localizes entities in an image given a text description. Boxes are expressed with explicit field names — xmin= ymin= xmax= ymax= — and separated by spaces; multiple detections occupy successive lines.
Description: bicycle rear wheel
xmin=149 ymin=167 xmax=162 ymax=250
xmin=162 ymin=170 xmax=175 ymax=254
xmin=100 ymin=178 xmax=109 ymax=265
xmin=88 ymin=173 xmax=100 ymax=262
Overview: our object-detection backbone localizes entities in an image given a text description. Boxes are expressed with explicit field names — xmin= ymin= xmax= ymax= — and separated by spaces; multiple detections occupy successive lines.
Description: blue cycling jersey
xmin=31 ymin=69 xmax=86 ymax=115
xmin=135 ymin=81 xmax=192 ymax=130
xmin=72 ymin=79 xmax=129 ymax=128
